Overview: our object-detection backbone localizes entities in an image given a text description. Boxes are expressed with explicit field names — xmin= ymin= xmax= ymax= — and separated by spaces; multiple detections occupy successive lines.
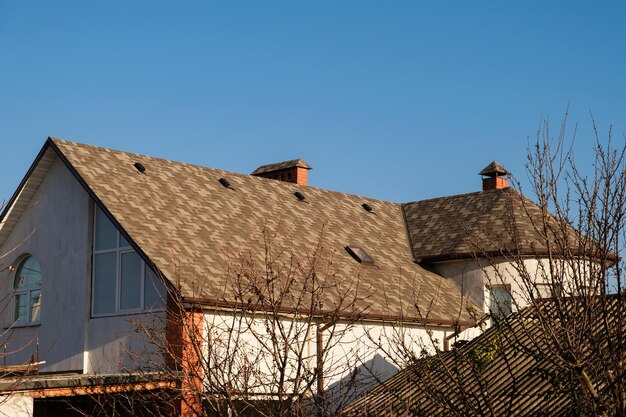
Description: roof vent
xmin=479 ymin=161 xmax=510 ymax=191
xmin=294 ymin=191 xmax=306 ymax=201
xmin=219 ymin=178 xmax=231 ymax=188
xmin=134 ymin=162 xmax=146 ymax=174
xmin=362 ymin=203 xmax=373 ymax=213
xmin=251 ymin=159 xmax=312 ymax=186
xmin=345 ymin=246 xmax=375 ymax=265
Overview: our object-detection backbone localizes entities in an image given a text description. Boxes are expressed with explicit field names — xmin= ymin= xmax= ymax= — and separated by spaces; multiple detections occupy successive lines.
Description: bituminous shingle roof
xmin=402 ymin=188 xmax=585 ymax=262
xmin=39 ymin=138 xmax=474 ymax=324
xmin=1 ymin=139 xmax=596 ymax=323
xmin=342 ymin=296 xmax=625 ymax=417
xmin=251 ymin=158 xmax=312 ymax=175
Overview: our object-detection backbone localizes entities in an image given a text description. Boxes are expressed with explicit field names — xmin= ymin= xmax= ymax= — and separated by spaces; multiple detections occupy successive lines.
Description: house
xmin=0 ymin=138 xmax=559 ymax=416
xmin=341 ymin=295 xmax=626 ymax=417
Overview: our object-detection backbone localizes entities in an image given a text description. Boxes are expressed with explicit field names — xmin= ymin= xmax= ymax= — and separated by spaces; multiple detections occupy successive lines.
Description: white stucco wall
xmin=0 ymin=158 xmax=91 ymax=372
xmin=202 ymin=311 xmax=448 ymax=404
xmin=85 ymin=310 xmax=165 ymax=374
xmin=432 ymin=257 xmax=594 ymax=317
xmin=0 ymin=394 xmax=33 ymax=417
xmin=322 ymin=321 xmax=447 ymax=408
xmin=0 ymin=158 xmax=165 ymax=374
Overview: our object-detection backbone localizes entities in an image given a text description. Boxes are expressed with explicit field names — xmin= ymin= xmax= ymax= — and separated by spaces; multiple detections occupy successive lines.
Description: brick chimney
xmin=479 ymin=161 xmax=509 ymax=190
xmin=251 ymin=159 xmax=312 ymax=186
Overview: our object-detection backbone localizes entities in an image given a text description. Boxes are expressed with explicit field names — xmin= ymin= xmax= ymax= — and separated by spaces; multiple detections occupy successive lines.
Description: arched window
xmin=14 ymin=256 xmax=42 ymax=325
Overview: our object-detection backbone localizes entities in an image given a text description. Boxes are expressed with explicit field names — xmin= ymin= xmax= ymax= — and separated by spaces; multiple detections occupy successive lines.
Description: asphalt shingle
xmin=50 ymin=138 xmax=475 ymax=324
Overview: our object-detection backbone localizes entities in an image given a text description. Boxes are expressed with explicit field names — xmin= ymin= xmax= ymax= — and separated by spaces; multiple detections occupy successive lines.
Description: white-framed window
xmin=535 ymin=282 xmax=564 ymax=299
xmin=488 ymin=285 xmax=512 ymax=320
xmin=92 ymin=206 xmax=165 ymax=316
xmin=13 ymin=255 xmax=42 ymax=326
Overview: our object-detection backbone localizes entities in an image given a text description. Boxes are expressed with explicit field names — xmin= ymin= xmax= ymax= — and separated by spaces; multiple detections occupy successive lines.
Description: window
xmin=92 ymin=206 xmax=165 ymax=316
xmin=345 ymin=245 xmax=375 ymax=265
xmin=489 ymin=285 xmax=512 ymax=320
xmin=13 ymin=256 xmax=42 ymax=325
xmin=535 ymin=282 xmax=564 ymax=299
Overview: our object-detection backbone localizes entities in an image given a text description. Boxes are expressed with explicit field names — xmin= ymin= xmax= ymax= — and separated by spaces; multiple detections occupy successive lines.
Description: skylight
xmin=345 ymin=246 xmax=375 ymax=265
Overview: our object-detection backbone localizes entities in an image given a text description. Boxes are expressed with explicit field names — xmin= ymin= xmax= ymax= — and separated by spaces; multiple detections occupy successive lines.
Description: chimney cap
xmin=251 ymin=159 xmax=312 ymax=175
xmin=479 ymin=161 xmax=509 ymax=177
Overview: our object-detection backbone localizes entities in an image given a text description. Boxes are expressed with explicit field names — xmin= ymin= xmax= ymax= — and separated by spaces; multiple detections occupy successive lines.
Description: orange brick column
xmin=166 ymin=296 xmax=204 ymax=417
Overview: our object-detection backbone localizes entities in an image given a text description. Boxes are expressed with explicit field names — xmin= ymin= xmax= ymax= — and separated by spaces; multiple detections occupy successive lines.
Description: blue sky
xmin=1 ymin=1 xmax=624 ymax=204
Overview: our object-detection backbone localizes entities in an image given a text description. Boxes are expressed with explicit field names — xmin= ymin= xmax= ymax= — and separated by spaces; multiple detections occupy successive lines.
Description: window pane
xmin=93 ymin=252 xmax=116 ymax=314
xmin=490 ymin=287 xmax=512 ymax=319
xmin=14 ymin=256 xmax=41 ymax=289
xmin=30 ymin=290 xmax=41 ymax=322
xmin=119 ymin=233 xmax=131 ymax=248
xmin=120 ymin=252 xmax=141 ymax=310
xmin=14 ymin=294 xmax=27 ymax=322
xmin=144 ymin=268 xmax=166 ymax=310
xmin=95 ymin=206 xmax=117 ymax=251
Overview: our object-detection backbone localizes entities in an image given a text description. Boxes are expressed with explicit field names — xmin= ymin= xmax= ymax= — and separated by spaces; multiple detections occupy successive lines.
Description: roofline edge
xmin=180 ymin=295 xmax=476 ymax=328
xmin=0 ymin=138 xmax=55 ymax=228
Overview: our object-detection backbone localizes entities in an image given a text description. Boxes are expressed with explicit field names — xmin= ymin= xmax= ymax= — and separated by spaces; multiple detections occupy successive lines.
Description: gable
xmin=0 ymin=155 xmax=92 ymax=372
xmin=0 ymin=145 xmax=58 ymax=251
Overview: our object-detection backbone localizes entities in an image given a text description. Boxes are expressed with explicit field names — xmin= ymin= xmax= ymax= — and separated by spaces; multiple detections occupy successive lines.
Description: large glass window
xmin=489 ymin=285 xmax=512 ymax=320
xmin=92 ymin=206 xmax=166 ymax=316
xmin=14 ymin=256 xmax=42 ymax=325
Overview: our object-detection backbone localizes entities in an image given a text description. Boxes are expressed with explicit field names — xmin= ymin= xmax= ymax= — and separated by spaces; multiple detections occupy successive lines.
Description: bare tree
xmin=0 ymin=200 xmax=47 ymax=413
xmin=87 ymin=225 xmax=373 ymax=417
xmin=344 ymin=115 xmax=626 ymax=416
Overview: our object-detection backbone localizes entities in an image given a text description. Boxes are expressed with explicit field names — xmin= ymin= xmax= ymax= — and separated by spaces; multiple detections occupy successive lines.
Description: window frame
xmin=488 ymin=284 xmax=512 ymax=320
xmin=345 ymin=245 xmax=376 ymax=266
xmin=91 ymin=205 xmax=165 ymax=318
xmin=12 ymin=255 xmax=42 ymax=327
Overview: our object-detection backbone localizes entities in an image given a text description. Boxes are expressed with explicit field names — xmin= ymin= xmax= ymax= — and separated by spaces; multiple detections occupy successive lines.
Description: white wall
xmin=0 ymin=395 xmax=33 ymax=417
xmin=85 ymin=310 xmax=166 ymax=374
xmin=432 ymin=257 xmax=595 ymax=325
xmin=0 ymin=158 xmax=165 ymax=374
xmin=0 ymin=158 xmax=90 ymax=372
xmin=202 ymin=311 xmax=448 ymax=404
xmin=322 ymin=321 xmax=446 ymax=408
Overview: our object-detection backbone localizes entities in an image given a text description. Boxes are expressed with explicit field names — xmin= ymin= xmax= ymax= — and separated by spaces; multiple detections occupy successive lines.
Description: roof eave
xmin=180 ymin=295 xmax=477 ymax=328
xmin=0 ymin=139 xmax=53 ymax=228
xmin=416 ymin=248 xmax=619 ymax=264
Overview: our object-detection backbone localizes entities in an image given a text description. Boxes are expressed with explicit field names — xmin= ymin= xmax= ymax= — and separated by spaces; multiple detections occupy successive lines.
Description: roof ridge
xmin=403 ymin=188 xmax=503 ymax=206
xmin=50 ymin=138 xmax=402 ymax=206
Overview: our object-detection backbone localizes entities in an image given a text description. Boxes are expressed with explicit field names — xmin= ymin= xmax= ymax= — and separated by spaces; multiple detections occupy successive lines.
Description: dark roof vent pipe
xmin=219 ymin=178 xmax=231 ymax=188
xmin=134 ymin=162 xmax=146 ymax=174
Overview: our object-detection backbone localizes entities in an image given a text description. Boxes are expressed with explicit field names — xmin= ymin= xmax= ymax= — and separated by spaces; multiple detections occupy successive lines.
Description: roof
xmin=251 ymin=158 xmax=312 ymax=175
xmin=403 ymin=187 xmax=586 ymax=262
xmin=342 ymin=296 xmax=626 ymax=416
xmin=478 ymin=160 xmax=509 ymax=176
xmin=0 ymin=138 xmax=476 ymax=325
